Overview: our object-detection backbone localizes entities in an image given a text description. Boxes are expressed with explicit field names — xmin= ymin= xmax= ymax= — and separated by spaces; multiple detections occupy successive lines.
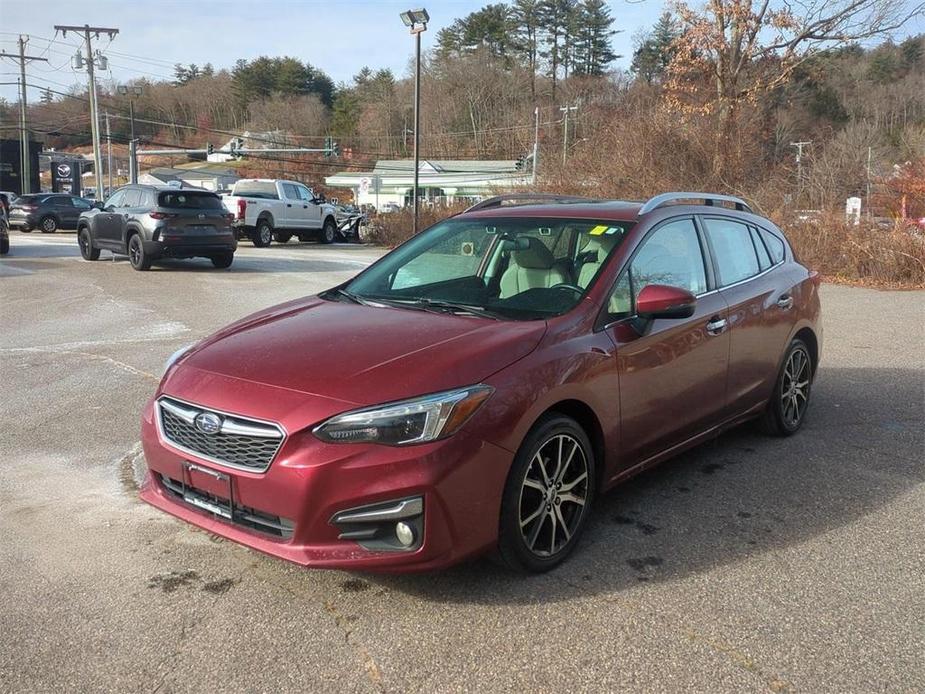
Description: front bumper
xmin=139 ymin=397 xmax=512 ymax=572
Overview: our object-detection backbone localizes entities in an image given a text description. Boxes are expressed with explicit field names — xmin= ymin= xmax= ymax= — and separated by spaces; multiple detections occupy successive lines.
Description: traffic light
xmin=332 ymin=141 xmax=340 ymax=158
xmin=323 ymin=136 xmax=333 ymax=158
xmin=206 ymin=142 xmax=214 ymax=155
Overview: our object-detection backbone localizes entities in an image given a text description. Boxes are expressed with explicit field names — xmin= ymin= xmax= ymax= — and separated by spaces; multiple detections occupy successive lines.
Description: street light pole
xmin=118 ymin=85 xmax=143 ymax=183
xmin=400 ymin=8 xmax=429 ymax=235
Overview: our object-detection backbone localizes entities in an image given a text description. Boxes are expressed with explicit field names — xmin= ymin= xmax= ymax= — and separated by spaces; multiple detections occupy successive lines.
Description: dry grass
xmin=364 ymin=204 xmax=468 ymax=247
xmin=777 ymin=214 xmax=925 ymax=288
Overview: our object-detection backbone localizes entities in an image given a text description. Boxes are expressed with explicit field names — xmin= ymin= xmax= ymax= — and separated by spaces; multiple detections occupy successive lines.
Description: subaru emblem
xmin=194 ymin=412 xmax=222 ymax=435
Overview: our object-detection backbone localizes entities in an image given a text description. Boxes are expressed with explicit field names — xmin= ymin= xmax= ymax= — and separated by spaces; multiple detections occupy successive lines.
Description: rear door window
xmin=121 ymin=188 xmax=143 ymax=208
xmin=281 ymin=183 xmax=301 ymax=201
xmin=158 ymin=191 xmax=224 ymax=209
xmin=703 ymin=217 xmax=760 ymax=286
xmin=52 ymin=197 xmax=74 ymax=207
xmin=750 ymin=227 xmax=772 ymax=271
xmin=72 ymin=197 xmax=92 ymax=210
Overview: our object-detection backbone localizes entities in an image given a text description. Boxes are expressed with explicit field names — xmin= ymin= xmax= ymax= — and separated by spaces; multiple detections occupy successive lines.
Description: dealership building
xmin=325 ymin=159 xmax=530 ymax=209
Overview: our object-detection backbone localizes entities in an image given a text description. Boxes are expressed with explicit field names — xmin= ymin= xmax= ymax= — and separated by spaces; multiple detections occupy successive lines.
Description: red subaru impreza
xmin=140 ymin=192 xmax=822 ymax=573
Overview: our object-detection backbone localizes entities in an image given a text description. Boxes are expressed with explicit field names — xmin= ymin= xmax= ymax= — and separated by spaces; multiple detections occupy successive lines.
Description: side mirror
xmin=636 ymin=284 xmax=696 ymax=320
xmin=94 ymin=201 xmax=105 ymax=210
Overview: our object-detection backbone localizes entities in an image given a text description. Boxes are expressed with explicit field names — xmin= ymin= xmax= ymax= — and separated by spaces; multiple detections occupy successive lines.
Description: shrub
xmin=364 ymin=203 xmax=468 ymax=247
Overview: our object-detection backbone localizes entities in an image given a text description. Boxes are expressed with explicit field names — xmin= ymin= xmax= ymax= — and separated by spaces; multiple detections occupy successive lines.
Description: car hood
xmin=163 ymin=295 xmax=546 ymax=409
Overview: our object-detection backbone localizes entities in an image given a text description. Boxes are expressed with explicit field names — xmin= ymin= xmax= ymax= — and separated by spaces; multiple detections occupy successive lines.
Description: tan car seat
xmin=499 ymin=237 xmax=569 ymax=298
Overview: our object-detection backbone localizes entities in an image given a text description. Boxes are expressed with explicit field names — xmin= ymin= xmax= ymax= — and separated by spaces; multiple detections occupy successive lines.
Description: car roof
xmin=461 ymin=200 xmax=644 ymax=222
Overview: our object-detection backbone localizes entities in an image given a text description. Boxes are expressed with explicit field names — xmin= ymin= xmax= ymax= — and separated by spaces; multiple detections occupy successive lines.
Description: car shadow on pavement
xmin=102 ymin=257 xmax=367 ymax=274
xmin=370 ymin=365 xmax=923 ymax=603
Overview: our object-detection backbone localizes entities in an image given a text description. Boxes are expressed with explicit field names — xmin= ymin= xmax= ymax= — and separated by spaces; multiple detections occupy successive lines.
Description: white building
xmin=325 ymin=159 xmax=531 ymax=209
xmin=138 ymin=165 xmax=240 ymax=192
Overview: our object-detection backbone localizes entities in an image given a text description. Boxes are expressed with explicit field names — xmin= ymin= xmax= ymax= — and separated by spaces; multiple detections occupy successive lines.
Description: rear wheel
xmin=274 ymin=231 xmax=292 ymax=244
xmin=128 ymin=234 xmax=151 ymax=271
xmin=498 ymin=414 xmax=595 ymax=573
xmin=210 ymin=252 xmax=234 ymax=269
xmin=0 ymin=235 xmax=9 ymax=255
xmin=40 ymin=216 xmax=58 ymax=233
xmin=320 ymin=217 xmax=337 ymax=244
xmin=252 ymin=219 xmax=273 ymax=247
xmin=760 ymin=338 xmax=813 ymax=436
xmin=78 ymin=228 xmax=100 ymax=260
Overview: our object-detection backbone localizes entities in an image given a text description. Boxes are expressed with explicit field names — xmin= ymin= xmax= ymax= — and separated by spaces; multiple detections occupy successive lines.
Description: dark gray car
xmin=9 ymin=193 xmax=94 ymax=233
xmin=77 ymin=184 xmax=237 ymax=271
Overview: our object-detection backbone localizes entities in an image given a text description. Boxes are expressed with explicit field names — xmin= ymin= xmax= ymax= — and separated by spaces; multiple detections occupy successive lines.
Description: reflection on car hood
xmin=165 ymin=295 xmax=547 ymax=406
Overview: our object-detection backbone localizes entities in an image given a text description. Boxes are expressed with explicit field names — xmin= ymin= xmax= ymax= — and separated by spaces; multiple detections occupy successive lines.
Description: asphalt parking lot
xmin=1 ymin=229 xmax=922 ymax=693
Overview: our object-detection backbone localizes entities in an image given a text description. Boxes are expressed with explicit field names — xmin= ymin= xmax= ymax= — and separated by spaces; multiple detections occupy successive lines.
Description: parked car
xmin=77 ymin=184 xmax=236 ymax=271
xmin=0 ymin=192 xmax=10 ymax=255
xmin=222 ymin=179 xmax=340 ymax=247
xmin=8 ymin=193 xmax=94 ymax=233
xmin=140 ymin=192 xmax=822 ymax=573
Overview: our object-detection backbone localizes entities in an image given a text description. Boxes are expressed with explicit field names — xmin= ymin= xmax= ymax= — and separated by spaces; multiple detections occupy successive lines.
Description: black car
xmin=77 ymin=184 xmax=237 ymax=271
xmin=9 ymin=193 xmax=94 ymax=233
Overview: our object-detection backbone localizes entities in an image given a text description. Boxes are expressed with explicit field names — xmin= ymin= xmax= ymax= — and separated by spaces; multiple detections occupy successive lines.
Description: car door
xmin=116 ymin=187 xmax=144 ymax=247
xmin=603 ymin=216 xmax=730 ymax=467
xmin=51 ymin=196 xmax=77 ymax=227
xmin=700 ymin=216 xmax=797 ymax=415
xmin=279 ymin=183 xmax=302 ymax=228
xmin=94 ymin=188 xmax=126 ymax=247
xmin=298 ymin=185 xmax=322 ymax=229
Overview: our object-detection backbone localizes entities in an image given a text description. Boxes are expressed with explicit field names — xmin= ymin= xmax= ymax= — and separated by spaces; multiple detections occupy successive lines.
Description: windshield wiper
xmin=332 ymin=288 xmax=381 ymax=307
xmin=386 ymin=297 xmax=503 ymax=320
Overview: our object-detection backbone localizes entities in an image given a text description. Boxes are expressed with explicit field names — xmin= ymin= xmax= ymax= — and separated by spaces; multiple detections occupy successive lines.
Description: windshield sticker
xmin=588 ymin=225 xmax=609 ymax=236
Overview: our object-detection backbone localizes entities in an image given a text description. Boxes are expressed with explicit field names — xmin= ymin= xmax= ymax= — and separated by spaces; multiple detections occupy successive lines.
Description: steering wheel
xmin=550 ymin=283 xmax=584 ymax=294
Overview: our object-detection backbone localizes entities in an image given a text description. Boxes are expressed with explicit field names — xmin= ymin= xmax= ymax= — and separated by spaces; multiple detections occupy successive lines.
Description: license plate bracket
xmin=181 ymin=462 xmax=233 ymax=519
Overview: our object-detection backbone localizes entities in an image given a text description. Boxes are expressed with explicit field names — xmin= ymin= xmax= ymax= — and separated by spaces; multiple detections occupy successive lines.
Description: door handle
xmin=303 ymin=205 xmax=308 ymax=208
xmin=776 ymin=294 xmax=794 ymax=310
xmin=286 ymin=203 xmax=292 ymax=207
xmin=706 ymin=316 xmax=727 ymax=335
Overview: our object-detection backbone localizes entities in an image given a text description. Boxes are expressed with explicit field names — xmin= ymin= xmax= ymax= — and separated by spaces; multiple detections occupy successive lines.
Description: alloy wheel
xmin=518 ymin=434 xmax=589 ymax=557
xmin=129 ymin=237 xmax=141 ymax=265
xmin=260 ymin=225 xmax=272 ymax=245
xmin=781 ymin=346 xmax=810 ymax=428
xmin=42 ymin=217 xmax=57 ymax=232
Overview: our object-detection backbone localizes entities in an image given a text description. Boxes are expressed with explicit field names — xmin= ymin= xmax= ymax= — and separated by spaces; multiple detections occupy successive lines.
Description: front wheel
xmin=320 ymin=218 xmax=337 ymax=244
xmin=40 ymin=216 xmax=58 ymax=233
xmin=0 ymin=235 xmax=9 ymax=255
xmin=128 ymin=234 xmax=152 ymax=271
xmin=210 ymin=252 xmax=234 ymax=269
xmin=760 ymin=338 xmax=813 ymax=436
xmin=252 ymin=220 xmax=273 ymax=247
xmin=497 ymin=414 xmax=595 ymax=573
xmin=78 ymin=228 xmax=100 ymax=260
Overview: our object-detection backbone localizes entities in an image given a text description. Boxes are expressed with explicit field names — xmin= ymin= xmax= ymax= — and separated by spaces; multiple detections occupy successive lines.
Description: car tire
xmin=274 ymin=231 xmax=292 ymax=244
xmin=0 ymin=236 xmax=9 ymax=255
xmin=320 ymin=218 xmax=337 ymax=244
xmin=253 ymin=219 xmax=273 ymax=247
xmin=497 ymin=414 xmax=595 ymax=573
xmin=40 ymin=216 xmax=58 ymax=233
xmin=128 ymin=234 xmax=152 ymax=271
xmin=78 ymin=228 xmax=100 ymax=260
xmin=211 ymin=252 xmax=234 ymax=269
xmin=760 ymin=338 xmax=813 ymax=436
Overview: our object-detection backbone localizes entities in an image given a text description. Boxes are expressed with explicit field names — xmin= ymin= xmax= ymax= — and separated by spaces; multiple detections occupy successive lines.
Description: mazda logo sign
xmin=194 ymin=412 xmax=222 ymax=435
xmin=57 ymin=164 xmax=71 ymax=177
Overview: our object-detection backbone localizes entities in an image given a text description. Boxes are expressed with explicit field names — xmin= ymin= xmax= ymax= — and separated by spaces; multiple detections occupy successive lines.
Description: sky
xmin=1 ymin=0 xmax=923 ymax=104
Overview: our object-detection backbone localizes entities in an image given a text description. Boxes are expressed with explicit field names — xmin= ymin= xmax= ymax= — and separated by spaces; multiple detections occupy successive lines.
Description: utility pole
xmin=118 ymin=85 xmax=143 ymax=183
xmin=559 ymin=104 xmax=578 ymax=166
xmin=55 ymin=25 xmax=119 ymax=200
xmin=532 ymin=106 xmax=540 ymax=185
xmin=0 ymin=37 xmax=48 ymax=194
xmin=105 ymin=111 xmax=113 ymax=192
xmin=790 ymin=141 xmax=811 ymax=200
xmin=400 ymin=9 xmax=429 ymax=234
xmin=866 ymin=145 xmax=872 ymax=220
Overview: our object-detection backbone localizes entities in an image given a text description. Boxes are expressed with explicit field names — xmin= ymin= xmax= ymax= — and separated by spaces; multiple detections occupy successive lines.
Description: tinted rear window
xmin=760 ymin=228 xmax=786 ymax=263
xmin=233 ymin=181 xmax=278 ymax=199
xmin=158 ymin=191 xmax=224 ymax=209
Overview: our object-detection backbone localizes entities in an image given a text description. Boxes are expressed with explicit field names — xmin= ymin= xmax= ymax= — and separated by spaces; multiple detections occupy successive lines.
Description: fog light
xmin=395 ymin=521 xmax=415 ymax=547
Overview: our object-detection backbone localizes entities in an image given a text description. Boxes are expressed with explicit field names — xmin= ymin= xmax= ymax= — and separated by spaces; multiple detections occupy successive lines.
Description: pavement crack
xmin=323 ymin=599 xmax=385 ymax=693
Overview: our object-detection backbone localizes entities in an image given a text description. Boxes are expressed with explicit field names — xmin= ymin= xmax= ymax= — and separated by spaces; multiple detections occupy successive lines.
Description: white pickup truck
xmin=222 ymin=179 xmax=340 ymax=247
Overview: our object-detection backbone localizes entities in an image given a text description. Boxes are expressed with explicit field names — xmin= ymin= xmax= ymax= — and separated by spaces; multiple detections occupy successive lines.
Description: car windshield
xmin=340 ymin=217 xmax=632 ymax=320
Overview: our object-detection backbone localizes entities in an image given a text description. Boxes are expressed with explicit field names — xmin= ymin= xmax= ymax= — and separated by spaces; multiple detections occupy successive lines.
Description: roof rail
xmin=464 ymin=193 xmax=591 ymax=213
xmin=638 ymin=192 xmax=752 ymax=215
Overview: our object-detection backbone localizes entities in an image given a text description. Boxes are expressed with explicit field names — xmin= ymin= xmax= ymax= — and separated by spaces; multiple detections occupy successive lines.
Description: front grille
xmin=157 ymin=397 xmax=284 ymax=472
xmin=158 ymin=473 xmax=294 ymax=538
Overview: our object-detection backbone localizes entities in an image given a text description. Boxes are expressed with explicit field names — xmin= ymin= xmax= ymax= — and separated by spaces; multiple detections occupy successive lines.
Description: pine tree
xmin=512 ymin=0 xmax=541 ymax=100
xmin=537 ymin=0 xmax=576 ymax=101
xmin=572 ymin=0 xmax=618 ymax=77
xmin=630 ymin=12 xmax=678 ymax=83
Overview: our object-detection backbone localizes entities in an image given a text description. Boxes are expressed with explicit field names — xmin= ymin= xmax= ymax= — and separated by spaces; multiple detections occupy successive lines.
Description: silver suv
xmin=77 ymin=184 xmax=237 ymax=271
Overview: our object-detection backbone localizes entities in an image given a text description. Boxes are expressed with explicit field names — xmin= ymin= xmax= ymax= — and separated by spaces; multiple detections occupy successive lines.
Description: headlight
xmin=313 ymin=385 xmax=494 ymax=446
xmin=163 ymin=344 xmax=193 ymax=373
